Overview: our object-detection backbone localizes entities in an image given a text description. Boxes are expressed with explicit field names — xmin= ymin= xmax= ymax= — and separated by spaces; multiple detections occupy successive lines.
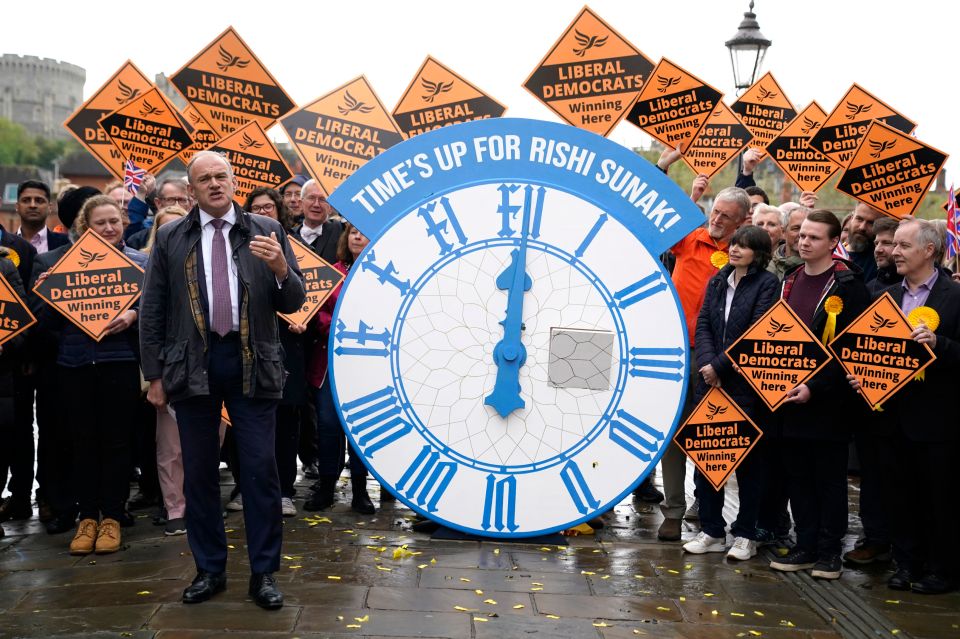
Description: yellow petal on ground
xmin=483 ymin=598 xmax=497 ymax=605
xmin=679 ymin=597 xmax=686 ymax=602
xmin=657 ymin=607 xmax=672 ymax=612
xmin=705 ymin=592 xmax=715 ymax=597
xmin=493 ymin=548 xmax=501 ymax=554
xmin=136 ymin=591 xmax=151 ymax=595
xmin=430 ymin=558 xmax=437 ymax=564
xmin=891 ymin=631 xmax=900 ymax=636
xmin=454 ymin=605 xmax=476 ymax=612
xmin=754 ymin=611 xmax=764 ymax=617
xmin=288 ymin=565 xmax=302 ymax=569
xmin=540 ymin=547 xmax=553 ymax=552
xmin=545 ymin=614 xmax=560 ymax=619
xmin=684 ymin=564 xmax=693 ymax=569
xmin=513 ymin=604 xmax=525 ymax=609
xmin=227 ymin=545 xmax=235 ymax=549
xmin=711 ymin=610 xmax=719 ymax=616
xmin=376 ymin=565 xmax=392 ymax=571
xmin=581 ymin=570 xmax=596 ymax=576
xmin=342 ymin=529 xmax=354 ymax=533
xmin=731 ymin=612 xmax=745 ymax=617
xmin=634 ymin=575 xmax=645 ymax=580
xmin=667 ymin=569 xmax=680 ymax=574
xmin=734 ymin=569 xmax=742 ymax=574
xmin=459 ymin=577 xmax=471 ymax=582
xmin=593 ymin=622 xmax=612 ymax=627
xmin=354 ymin=615 xmax=369 ymax=622
xmin=749 ymin=631 xmax=762 ymax=636
xmin=337 ymin=616 xmax=344 ymax=621
xmin=417 ymin=564 xmax=428 ymax=569
xmin=225 ymin=529 xmax=235 ymax=533
xmin=345 ymin=624 xmax=361 ymax=629
xmin=475 ymin=616 xmax=489 ymax=622
xmin=780 ymin=620 xmax=795 ymax=627
xmin=327 ymin=575 xmax=342 ymax=580
xmin=474 ymin=589 xmax=484 ymax=595
xmin=885 ymin=600 xmax=900 ymax=604
xmin=601 ymin=575 xmax=610 ymax=580
xmin=532 ymin=582 xmax=543 ymax=586
xmin=633 ymin=631 xmax=647 ymax=636
xmin=283 ymin=555 xmax=293 ymax=560
xmin=530 ymin=587 xmax=543 ymax=591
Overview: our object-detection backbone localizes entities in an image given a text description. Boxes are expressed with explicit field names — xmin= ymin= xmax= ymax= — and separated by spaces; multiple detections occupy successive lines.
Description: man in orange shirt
xmin=658 ymin=184 xmax=752 ymax=541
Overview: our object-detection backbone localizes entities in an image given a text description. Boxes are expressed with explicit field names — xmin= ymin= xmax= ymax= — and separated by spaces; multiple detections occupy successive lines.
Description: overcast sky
xmin=6 ymin=0 xmax=958 ymax=184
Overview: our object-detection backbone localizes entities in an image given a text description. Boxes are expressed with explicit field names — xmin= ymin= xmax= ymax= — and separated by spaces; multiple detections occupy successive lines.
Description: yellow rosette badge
xmin=907 ymin=306 xmax=939 ymax=381
xmin=821 ymin=295 xmax=843 ymax=343
xmin=710 ymin=251 xmax=729 ymax=269
xmin=2 ymin=247 xmax=20 ymax=268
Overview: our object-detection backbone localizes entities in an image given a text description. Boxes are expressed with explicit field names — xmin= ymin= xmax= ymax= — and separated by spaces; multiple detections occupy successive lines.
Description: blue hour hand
xmin=485 ymin=234 xmax=532 ymax=418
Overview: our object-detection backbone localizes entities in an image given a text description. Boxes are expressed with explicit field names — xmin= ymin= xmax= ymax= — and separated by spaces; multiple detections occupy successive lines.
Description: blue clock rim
xmin=387 ymin=232 xmax=630 ymax=474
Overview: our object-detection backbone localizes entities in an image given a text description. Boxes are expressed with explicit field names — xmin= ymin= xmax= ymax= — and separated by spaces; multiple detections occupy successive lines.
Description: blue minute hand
xmin=485 ymin=203 xmax=533 ymax=418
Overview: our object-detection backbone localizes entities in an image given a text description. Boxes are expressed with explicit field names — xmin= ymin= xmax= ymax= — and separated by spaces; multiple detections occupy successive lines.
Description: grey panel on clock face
xmin=547 ymin=327 xmax=614 ymax=391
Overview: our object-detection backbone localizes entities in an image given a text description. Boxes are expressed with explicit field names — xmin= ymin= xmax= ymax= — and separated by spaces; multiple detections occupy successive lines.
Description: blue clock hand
xmin=485 ymin=205 xmax=533 ymax=418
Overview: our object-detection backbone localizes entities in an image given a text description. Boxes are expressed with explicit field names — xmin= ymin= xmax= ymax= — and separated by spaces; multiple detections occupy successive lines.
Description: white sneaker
xmin=726 ymin=536 xmax=758 ymax=561
xmin=281 ymin=497 xmax=297 ymax=517
xmin=225 ymin=495 xmax=243 ymax=511
xmin=683 ymin=531 xmax=726 ymax=554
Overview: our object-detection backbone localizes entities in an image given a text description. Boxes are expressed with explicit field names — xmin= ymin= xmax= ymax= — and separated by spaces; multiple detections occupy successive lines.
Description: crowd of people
xmin=0 ymin=146 xmax=958 ymax=609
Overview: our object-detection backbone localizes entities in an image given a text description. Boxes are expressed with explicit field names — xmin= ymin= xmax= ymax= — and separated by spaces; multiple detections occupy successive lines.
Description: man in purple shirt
xmin=850 ymin=219 xmax=960 ymax=594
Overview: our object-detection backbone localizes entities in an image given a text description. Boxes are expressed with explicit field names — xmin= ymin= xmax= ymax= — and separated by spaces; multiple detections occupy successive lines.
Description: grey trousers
xmin=659 ymin=355 xmax=698 ymax=519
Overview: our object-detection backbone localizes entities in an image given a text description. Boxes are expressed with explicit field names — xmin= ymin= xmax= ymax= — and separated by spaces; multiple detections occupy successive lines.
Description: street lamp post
xmin=725 ymin=1 xmax=772 ymax=95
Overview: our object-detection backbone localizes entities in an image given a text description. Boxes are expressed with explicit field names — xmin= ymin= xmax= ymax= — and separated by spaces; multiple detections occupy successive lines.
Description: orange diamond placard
xmin=681 ymin=102 xmax=753 ymax=178
xmin=280 ymin=76 xmax=405 ymax=196
xmin=730 ymin=72 xmax=797 ymax=152
xmin=674 ymin=387 xmax=763 ymax=491
xmin=827 ymin=293 xmax=935 ymax=409
xmin=179 ymin=105 xmax=221 ymax=165
xmin=277 ymin=238 xmax=344 ymax=326
xmin=170 ymin=26 xmax=296 ymax=136
xmin=63 ymin=61 xmax=154 ymax=179
xmin=208 ymin=120 xmax=292 ymax=205
xmin=32 ymin=230 xmax=144 ymax=342
xmin=835 ymin=120 xmax=947 ymax=219
xmin=626 ymin=58 xmax=722 ymax=152
xmin=523 ymin=6 xmax=654 ymax=136
xmin=808 ymin=84 xmax=916 ymax=167
xmin=0 ymin=271 xmax=36 ymax=347
xmin=725 ymin=299 xmax=833 ymax=411
xmin=98 ymin=87 xmax=194 ymax=174
xmin=766 ymin=102 xmax=842 ymax=192
xmin=393 ymin=56 xmax=506 ymax=138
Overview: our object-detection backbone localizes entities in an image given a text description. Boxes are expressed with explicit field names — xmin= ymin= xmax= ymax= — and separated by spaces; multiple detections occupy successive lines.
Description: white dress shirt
xmin=199 ymin=208 xmax=240 ymax=332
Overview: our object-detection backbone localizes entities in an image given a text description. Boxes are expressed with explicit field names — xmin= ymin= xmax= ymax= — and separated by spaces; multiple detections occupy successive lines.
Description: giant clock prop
xmin=327 ymin=119 xmax=703 ymax=537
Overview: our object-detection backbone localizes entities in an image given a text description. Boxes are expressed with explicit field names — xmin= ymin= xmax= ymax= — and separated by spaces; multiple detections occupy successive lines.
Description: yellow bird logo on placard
xmin=421 ymin=78 xmax=454 ymax=104
xmin=217 ymin=45 xmax=250 ymax=72
xmin=115 ymin=80 xmax=141 ymax=105
xmin=705 ymin=401 xmax=728 ymax=421
xmin=78 ymin=249 xmax=106 ymax=269
xmin=766 ymin=318 xmax=793 ymax=338
xmin=845 ymin=102 xmax=872 ymax=120
xmin=572 ymin=30 xmax=608 ymax=57
xmin=338 ymin=90 xmax=375 ymax=116
xmin=656 ymin=76 xmax=680 ymax=93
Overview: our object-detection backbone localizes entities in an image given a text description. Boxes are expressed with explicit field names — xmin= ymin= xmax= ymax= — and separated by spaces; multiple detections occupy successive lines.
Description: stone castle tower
xmin=0 ymin=54 xmax=85 ymax=140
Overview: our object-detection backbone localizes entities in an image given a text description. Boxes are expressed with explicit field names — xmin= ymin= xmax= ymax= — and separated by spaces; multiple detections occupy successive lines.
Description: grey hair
xmin=186 ymin=150 xmax=234 ymax=183
xmin=779 ymin=202 xmax=811 ymax=228
xmin=713 ymin=187 xmax=751 ymax=219
xmin=155 ymin=175 xmax=189 ymax=196
xmin=901 ymin=218 xmax=944 ymax=262
xmin=752 ymin=204 xmax=783 ymax=226
xmin=301 ymin=178 xmax=320 ymax=199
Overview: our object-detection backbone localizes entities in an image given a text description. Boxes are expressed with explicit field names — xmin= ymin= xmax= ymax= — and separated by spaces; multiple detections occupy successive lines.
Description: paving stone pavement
xmin=1 ymin=469 xmax=958 ymax=639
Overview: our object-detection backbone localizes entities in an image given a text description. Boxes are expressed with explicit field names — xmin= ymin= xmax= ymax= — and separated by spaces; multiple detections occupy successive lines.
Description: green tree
xmin=0 ymin=117 xmax=39 ymax=165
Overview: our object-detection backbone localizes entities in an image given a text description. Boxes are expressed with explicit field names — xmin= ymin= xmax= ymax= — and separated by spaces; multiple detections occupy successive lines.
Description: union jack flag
xmin=833 ymin=241 xmax=850 ymax=260
xmin=123 ymin=160 xmax=146 ymax=195
xmin=947 ymin=184 xmax=959 ymax=260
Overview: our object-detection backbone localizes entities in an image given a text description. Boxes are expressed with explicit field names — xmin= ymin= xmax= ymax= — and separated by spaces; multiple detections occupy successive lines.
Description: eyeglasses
xmin=251 ymin=202 xmax=276 ymax=213
xmin=303 ymin=195 xmax=327 ymax=205
xmin=158 ymin=196 xmax=191 ymax=206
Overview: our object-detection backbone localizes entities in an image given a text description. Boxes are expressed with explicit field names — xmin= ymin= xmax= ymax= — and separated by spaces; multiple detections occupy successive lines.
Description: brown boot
xmin=69 ymin=519 xmax=98 ymax=555
xmin=95 ymin=518 xmax=121 ymax=554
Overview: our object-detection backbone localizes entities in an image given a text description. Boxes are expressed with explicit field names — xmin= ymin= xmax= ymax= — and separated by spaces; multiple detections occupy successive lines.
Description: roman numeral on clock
xmin=334 ymin=319 xmax=391 ymax=357
xmin=396 ymin=445 xmax=457 ymax=513
xmin=496 ymin=184 xmax=544 ymax=238
xmin=609 ymin=408 xmax=665 ymax=462
xmin=360 ymin=249 xmax=411 ymax=295
xmin=613 ymin=272 xmax=667 ymax=309
xmin=418 ymin=196 xmax=468 ymax=255
xmin=481 ymin=474 xmax=518 ymax=532
xmin=340 ymin=386 xmax=412 ymax=456
xmin=560 ymin=460 xmax=600 ymax=515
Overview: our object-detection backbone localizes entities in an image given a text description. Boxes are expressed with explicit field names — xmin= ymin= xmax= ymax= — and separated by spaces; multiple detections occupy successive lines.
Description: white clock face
xmin=330 ymin=181 xmax=688 ymax=536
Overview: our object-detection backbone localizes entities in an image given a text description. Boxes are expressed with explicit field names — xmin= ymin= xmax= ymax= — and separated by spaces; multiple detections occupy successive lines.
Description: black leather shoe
xmin=304 ymin=476 xmax=336 ymax=511
xmin=0 ymin=497 xmax=33 ymax=522
xmin=351 ymin=478 xmax=375 ymax=515
xmin=127 ymin=492 xmax=158 ymax=511
xmin=249 ymin=572 xmax=284 ymax=609
xmin=633 ymin=478 xmax=664 ymax=503
xmin=887 ymin=568 xmax=918 ymax=591
xmin=303 ymin=462 xmax=320 ymax=480
xmin=45 ymin=514 xmax=77 ymax=535
xmin=182 ymin=571 xmax=226 ymax=604
xmin=911 ymin=573 xmax=955 ymax=595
